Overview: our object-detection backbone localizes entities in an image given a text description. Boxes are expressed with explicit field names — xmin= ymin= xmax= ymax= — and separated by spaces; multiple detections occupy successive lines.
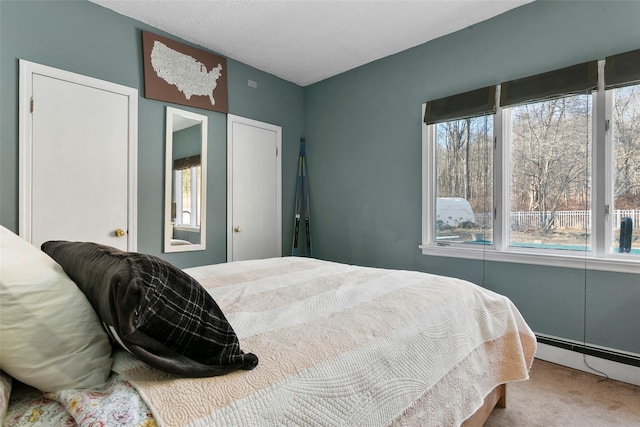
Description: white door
xmin=227 ymin=115 xmax=281 ymax=261
xmin=19 ymin=60 xmax=138 ymax=250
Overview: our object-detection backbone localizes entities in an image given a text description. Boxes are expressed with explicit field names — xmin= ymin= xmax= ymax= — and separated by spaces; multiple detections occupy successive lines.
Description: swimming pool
xmin=465 ymin=240 xmax=640 ymax=254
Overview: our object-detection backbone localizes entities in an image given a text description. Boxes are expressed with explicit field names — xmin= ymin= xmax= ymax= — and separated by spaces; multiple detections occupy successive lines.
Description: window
xmin=434 ymin=116 xmax=493 ymax=245
xmin=174 ymin=164 xmax=201 ymax=228
xmin=609 ymin=84 xmax=640 ymax=254
xmin=508 ymin=94 xmax=592 ymax=251
xmin=421 ymin=50 xmax=639 ymax=273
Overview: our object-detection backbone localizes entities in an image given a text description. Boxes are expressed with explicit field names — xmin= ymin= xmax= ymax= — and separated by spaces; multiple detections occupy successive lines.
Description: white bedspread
xmin=113 ymin=257 xmax=536 ymax=427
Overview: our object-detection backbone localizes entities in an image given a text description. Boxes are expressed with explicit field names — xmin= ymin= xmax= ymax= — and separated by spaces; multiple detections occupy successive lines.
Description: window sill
xmin=419 ymin=244 xmax=639 ymax=274
xmin=173 ymin=225 xmax=200 ymax=233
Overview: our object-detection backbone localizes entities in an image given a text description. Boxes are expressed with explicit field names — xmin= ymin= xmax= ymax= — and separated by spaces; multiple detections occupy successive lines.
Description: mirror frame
xmin=164 ymin=106 xmax=208 ymax=253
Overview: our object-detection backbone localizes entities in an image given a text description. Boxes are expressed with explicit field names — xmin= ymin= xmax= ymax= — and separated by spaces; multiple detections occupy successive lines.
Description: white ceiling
xmin=89 ymin=0 xmax=533 ymax=87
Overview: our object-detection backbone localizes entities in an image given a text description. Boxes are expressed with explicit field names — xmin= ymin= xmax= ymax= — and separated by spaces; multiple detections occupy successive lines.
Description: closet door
xmin=227 ymin=115 xmax=282 ymax=261
xmin=20 ymin=60 xmax=138 ymax=250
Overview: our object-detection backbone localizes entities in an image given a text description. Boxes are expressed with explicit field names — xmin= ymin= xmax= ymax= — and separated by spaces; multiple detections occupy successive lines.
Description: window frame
xmin=173 ymin=165 xmax=201 ymax=229
xmin=421 ymin=63 xmax=639 ymax=274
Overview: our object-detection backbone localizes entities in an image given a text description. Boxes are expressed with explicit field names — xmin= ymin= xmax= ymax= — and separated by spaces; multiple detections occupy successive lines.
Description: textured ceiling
xmin=89 ymin=0 xmax=533 ymax=87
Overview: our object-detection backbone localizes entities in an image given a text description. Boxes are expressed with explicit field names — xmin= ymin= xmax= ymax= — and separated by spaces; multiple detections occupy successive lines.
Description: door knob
xmin=115 ymin=228 xmax=126 ymax=237
xmin=234 ymin=226 xmax=242 ymax=233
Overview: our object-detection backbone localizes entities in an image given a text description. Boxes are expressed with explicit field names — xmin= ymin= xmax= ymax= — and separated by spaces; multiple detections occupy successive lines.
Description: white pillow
xmin=0 ymin=226 xmax=113 ymax=391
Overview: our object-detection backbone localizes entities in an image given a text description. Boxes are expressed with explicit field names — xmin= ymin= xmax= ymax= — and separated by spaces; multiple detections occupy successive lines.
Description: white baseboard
xmin=535 ymin=342 xmax=640 ymax=387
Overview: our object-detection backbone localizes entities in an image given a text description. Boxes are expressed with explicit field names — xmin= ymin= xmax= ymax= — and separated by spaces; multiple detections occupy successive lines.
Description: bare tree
xmin=436 ymin=117 xmax=493 ymax=218
xmin=613 ymin=85 xmax=640 ymax=208
xmin=511 ymin=96 xmax=591 ymax=231
xmin=436 ymin=120 xmax=469 ymax=197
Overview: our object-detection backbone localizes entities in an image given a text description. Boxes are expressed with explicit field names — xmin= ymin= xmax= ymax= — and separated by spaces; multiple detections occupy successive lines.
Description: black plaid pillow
xmin=41 ymin=241 xmax=258 ymax=377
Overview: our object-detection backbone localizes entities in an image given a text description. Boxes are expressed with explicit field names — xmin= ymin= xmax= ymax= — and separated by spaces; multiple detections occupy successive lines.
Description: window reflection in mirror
xmin=164 ymin=107 xmax=207 ymax=252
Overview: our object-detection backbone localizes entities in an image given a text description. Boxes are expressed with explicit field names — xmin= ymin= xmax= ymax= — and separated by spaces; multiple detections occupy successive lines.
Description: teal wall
xmin=0 ymin=0 xmax=304 ymax=268
xmin=303 ymin=1 xmax=640 ymax=354
xmin=173 ymin=125 xmax=201 ymax=160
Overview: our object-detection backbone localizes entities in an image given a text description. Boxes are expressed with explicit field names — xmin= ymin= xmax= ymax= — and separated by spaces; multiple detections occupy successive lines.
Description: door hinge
xmin=276 ymin=146 xmax=279 ymax=156
xmin=494 ymin=136 xmax=497 ymax=150
xmin=30 ymin=97 xmax=34 ymax=113
xmin=605 ymin=119 xmax=610 ymax=132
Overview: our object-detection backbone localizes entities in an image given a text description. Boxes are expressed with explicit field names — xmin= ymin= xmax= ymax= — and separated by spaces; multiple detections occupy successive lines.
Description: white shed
xmin=436 ymin=197 xmax=476 ymax=226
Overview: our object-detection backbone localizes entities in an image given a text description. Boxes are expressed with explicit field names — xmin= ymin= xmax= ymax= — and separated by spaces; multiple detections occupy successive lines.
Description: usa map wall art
xmin=142 ymin=30 xmax=228 ymax=113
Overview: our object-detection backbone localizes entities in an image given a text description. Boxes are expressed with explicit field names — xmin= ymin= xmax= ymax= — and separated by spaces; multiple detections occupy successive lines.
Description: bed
xmin=1 ymin=226 xmax=536 ymax=427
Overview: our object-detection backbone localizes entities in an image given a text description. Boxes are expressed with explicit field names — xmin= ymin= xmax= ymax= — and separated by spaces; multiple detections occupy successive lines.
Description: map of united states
xmin=150 ymin=40 xmax=222 ymax=106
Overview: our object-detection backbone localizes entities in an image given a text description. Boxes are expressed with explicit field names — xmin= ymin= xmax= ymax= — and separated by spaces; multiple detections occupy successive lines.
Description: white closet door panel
xmin=229 ymin=116 xmax=281 ymax=261
xmin=31 ymin=74 xmax=129 ymax=249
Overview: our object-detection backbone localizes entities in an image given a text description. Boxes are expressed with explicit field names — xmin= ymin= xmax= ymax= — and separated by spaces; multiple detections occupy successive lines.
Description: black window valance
xmin=605 ymin=48 xmax=640 ymax=89
xmin=173 ymin=155 xmax=201 ymax=170
xmin=500 ymin=61 xmax=598 ymax=107
xmin=424 ymin=86 xmax=496 ymax=125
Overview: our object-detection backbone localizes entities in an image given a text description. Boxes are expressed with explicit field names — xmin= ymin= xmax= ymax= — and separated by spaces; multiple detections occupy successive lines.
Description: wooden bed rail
xmin=461 ymin=383 xmax=506 ymax=426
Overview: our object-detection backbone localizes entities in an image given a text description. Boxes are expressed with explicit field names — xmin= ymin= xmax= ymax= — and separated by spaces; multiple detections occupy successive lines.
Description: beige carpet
xmin=485 ymin=359 xmax=640 ymax=427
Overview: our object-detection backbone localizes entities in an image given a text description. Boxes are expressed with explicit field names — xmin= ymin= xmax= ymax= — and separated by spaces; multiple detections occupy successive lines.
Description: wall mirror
xmin=164 ymin=106 xmax=207 ymax=252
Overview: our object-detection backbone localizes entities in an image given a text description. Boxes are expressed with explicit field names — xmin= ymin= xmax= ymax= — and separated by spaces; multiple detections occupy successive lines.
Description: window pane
xmin=611 ymin=84 xmax=640 ymax=254
xmin=181 ymin=168 xmax=191 ymax=225
xmin=195 ymin=165 xmax=201 ymax=227
xmin=509 ymin=95 xmax=592 ymax=251
xmin=434 ymin=116 xmax=493 ymax=244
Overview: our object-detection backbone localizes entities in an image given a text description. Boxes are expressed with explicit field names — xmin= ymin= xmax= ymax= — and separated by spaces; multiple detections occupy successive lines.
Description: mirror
xmin=164 ymin=106 xmax=207 ymax=252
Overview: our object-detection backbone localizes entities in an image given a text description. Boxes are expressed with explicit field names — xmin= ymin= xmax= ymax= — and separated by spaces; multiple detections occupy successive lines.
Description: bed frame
xmin=462 ymin=384 xmax=506 ymax=426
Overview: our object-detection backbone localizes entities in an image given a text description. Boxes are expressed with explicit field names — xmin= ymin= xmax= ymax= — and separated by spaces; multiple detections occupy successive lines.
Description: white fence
xmin=477 ymin=210 xmax=639 ymax=230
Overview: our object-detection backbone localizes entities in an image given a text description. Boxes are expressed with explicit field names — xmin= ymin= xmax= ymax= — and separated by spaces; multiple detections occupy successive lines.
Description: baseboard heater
xmin=536 ymin=335 xmax=640 ymax=368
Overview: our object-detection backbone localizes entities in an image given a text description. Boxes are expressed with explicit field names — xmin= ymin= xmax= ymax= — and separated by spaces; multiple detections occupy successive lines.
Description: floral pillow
xmin=0 ymin=371 xmax=11 ymax=422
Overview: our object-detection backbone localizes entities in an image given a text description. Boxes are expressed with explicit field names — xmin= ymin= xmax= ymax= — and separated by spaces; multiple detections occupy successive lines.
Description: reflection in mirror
xmin=164 ymin=107 xmax=207 ymax=252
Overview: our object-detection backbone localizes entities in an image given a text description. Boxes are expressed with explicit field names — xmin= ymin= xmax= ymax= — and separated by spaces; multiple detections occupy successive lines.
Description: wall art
xmin=142 ymin=30 xmax=228 ymax=113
